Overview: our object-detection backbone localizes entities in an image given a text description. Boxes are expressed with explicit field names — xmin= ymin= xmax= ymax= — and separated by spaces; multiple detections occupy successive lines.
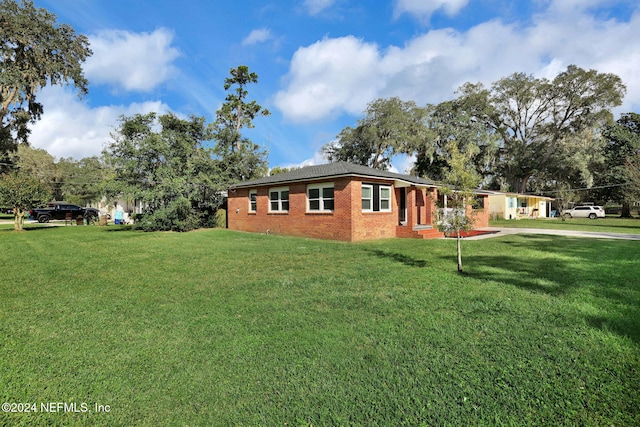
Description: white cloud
xmin=303 ymin=0 xmax=336 ymax=16
xmin=394 ymin=0 xmax=470 ymax=20
xmin=284 ymin=149 xmax=329 ymax=169
xmin=84 ymin=28 xmax=181 ymax=92
xmin=274 ymin=36 xmax=384 ymax=122
xmin=29 ymin=86 xmax=169 ymax=160
xmin=242 ymin=28 xmax=274 ymax=46
xmin=275 ymin=3 xmax=640 ymax=122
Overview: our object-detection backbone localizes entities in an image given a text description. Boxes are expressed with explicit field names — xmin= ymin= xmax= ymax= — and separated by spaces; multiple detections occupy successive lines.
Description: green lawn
xmin=1 ymin=226 xmax=638 ymax=426
xmin=490 ymin=216 xmax=640 ymax=234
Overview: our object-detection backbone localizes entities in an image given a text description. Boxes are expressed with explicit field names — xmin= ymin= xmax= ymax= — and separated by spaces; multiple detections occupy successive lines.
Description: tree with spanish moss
xmin=0 ymin=0 xmax=92 ymax=170
xmin=323 ymin=97 xmax=430 ymax=170
xmin=456 ymin=65 xmax=626 ymax=193
xmin=594 ymin=112 xmax=640 ymax=217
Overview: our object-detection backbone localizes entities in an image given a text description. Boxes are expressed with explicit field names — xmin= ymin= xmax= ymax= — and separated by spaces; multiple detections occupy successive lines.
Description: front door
xmin=398 ymin=188 xmax=407 ymax=224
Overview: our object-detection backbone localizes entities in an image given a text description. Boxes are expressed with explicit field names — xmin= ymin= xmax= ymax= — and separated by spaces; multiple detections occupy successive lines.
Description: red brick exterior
xmin=472 ymin=197 xmax=490 ymax=229
xmin=227 ymin=178 xmax=488 ymax=242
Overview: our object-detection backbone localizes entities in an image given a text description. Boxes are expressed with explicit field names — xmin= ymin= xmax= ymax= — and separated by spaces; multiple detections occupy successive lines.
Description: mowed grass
xmin=1 ymin=226 xmax=638 ymax=426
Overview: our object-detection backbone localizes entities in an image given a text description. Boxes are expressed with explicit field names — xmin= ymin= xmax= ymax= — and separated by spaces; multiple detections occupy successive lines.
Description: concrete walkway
xmin=466 ymin=227 xmax=640 ymax=241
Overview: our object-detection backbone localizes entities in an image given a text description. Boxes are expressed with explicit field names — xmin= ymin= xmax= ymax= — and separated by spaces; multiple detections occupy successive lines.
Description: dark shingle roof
xmin=229 ymin=161 xmax=436 ymax=189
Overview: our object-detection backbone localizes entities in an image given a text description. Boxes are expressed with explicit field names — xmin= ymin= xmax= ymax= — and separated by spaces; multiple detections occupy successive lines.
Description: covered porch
xmin=395 ymin=185 xmax=444 ymax=239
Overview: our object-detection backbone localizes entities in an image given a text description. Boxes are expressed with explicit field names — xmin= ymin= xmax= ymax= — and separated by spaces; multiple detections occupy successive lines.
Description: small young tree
xmin=0 ymin=171 xmax=51 ymax=231
xmin=434 ymin=141 xmax=482 ymax=273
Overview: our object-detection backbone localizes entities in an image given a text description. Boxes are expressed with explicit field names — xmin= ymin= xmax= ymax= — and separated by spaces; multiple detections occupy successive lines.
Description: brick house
xmin=227 ymin=161 xmax=489 ymax=242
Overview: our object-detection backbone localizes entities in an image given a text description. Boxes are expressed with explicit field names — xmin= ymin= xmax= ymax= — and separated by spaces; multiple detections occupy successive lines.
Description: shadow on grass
xmin=103 ymin=225 xmax=135 ymax=232
xmin=464 ymin=235 xmax=640 ymax=344
xmin=0 ymin=225 xmax=61 ymax=233
xmin=366 ymin=249 xmax=427 ymax=267
xmin=561 ymin=219 xmax=640 ymax=231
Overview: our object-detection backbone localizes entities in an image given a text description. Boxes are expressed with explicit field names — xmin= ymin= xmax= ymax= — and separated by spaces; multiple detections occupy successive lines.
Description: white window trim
xmin=362 ymin=183 xmax=392 ymax=213
xmin=269 ymin=187 xmax=289 ymax=213
xmin=307 ymin=183 xmax=334 ymax=213
xmin=379 ymin=186 xmax=391 ymax=211
xmin=248 ymin=189 xmax=257 ymax=213
xmin=362 ymin=184 xmax=373 ymax=212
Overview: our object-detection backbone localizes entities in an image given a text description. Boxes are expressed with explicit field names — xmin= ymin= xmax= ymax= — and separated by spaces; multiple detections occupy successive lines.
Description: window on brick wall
xmin=362 ymin=183 xmax=392 ymax=212
xmin=307 ymin=183 xmax=334 ymax=212
xmin=248 ymin=189 xmax=257 ymax=212
xmin=269 ymin=187 xmax=289 ymax=212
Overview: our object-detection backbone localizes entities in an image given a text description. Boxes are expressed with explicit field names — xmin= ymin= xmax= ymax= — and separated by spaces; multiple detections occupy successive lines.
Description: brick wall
xmin=227 ymin=179 xmax=488 ymax=241
xmin=228 ymin=178 xmax=355 ymax=241
xmin=350 ymin=178 xmax=397 ymax=241
xmin=472 ymin=195 xmax=490 ymax=228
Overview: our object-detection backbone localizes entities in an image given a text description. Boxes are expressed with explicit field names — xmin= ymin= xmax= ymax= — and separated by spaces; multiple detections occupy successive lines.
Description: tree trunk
xmin=14 ymin=207 xmax=24 ymax=231
xmin=456 ymin=229 xmax=463 ymax=273
xmin=620 ymin=201 xmax=632 ymax=218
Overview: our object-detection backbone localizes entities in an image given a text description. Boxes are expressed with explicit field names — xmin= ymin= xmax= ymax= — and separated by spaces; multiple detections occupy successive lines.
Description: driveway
xmin=468 ymin=227 xmax=640 ymax=241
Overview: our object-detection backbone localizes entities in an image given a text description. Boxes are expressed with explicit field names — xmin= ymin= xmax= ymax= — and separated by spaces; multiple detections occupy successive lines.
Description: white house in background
xmin=94 ymin=198 xmax=144 ymax=224
xmin=487 ymin=191 xmax=555 ymax=220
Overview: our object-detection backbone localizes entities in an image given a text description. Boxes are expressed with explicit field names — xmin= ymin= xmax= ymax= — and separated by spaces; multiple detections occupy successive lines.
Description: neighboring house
xmin=227 ymin=162 xmax=489 ymax=242
xmin=487 ymin=191 xmax=555 ymax=220
xmin=93 ymin=197 xmax=143 ymax=224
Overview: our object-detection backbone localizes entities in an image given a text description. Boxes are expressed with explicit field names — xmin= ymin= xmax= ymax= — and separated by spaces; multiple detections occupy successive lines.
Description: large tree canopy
xmin=594 ymin=112 xmax=640 ymax=216
xmin=456 ymin=65 xmax=626 ymax=192
xmin=323 ymin=97 xmax=429 ymax=170
xmin=103 ymin=113 xmax=218 ymax=231
xmin=56 ymin=156 xmax=113 ymax=206
xmin=0 ymin=0 xmax=92 ymax=166
xmin=413 ymin=101 xmax=498 ymax=182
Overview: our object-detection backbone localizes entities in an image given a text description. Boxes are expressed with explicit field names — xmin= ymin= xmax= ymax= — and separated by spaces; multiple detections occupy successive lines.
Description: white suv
xmin=563 ymin=206 xmax=605 ymax=219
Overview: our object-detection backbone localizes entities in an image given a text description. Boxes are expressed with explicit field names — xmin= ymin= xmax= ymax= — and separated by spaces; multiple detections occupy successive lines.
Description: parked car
xmin=29 ymin=202 xmax=100 ymax=223
xmin=562 ymin=205 xmax=605 ymax=219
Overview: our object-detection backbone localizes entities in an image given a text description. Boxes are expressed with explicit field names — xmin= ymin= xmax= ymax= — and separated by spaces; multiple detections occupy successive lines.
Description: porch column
xmin=424 ymin=188 xmax=437 ymax=225
xmin=405 ymin=187 xmax=416 ymax=227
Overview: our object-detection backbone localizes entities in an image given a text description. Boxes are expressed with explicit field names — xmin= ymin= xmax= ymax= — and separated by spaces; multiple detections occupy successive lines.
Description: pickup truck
xmin=29 ymin=202 xmax=100 ymax=223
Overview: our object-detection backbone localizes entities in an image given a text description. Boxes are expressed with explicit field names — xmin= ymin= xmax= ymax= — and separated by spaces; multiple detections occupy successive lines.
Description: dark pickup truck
xmin=29 ymin=202 xmax=100 ymax=223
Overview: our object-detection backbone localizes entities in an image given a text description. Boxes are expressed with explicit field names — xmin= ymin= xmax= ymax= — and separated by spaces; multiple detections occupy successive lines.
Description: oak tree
xmin=0 ymin=0 xmax=92 ymax=168
xmin=457 ymin=65 xmax=625 ymax=193
xmin=596 ymin=112 xmax=640 ymax=216
xmin=323 ymin=97 xmax=429 ymax=170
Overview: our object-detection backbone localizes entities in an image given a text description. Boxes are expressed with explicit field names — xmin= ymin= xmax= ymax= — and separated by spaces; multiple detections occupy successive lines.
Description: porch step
xmin=416 ymin=227 xmax=445 ymax=239
xmin=396 ymin=225 xmax=444 ymax=239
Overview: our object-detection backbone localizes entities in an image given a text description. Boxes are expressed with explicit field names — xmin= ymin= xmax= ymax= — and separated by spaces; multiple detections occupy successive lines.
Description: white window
xmin=362 ymin=183 xmax=392 ymax=212
xmin=307 ymin=183 xmax=334 ymax=212
xmin=269 ymin=187 xmax=289 ymax=212
xmin=362 ymin=185 xmax=372 ymax=211
xmin=248 ymin=190 xmax=257 ymax=212
xmin=380 ymin=186 xmax=390 ymax=211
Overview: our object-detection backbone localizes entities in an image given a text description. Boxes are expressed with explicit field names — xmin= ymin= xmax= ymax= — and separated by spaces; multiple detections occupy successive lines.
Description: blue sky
xmin=31 ymin=0 xmax=640 ymax=172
